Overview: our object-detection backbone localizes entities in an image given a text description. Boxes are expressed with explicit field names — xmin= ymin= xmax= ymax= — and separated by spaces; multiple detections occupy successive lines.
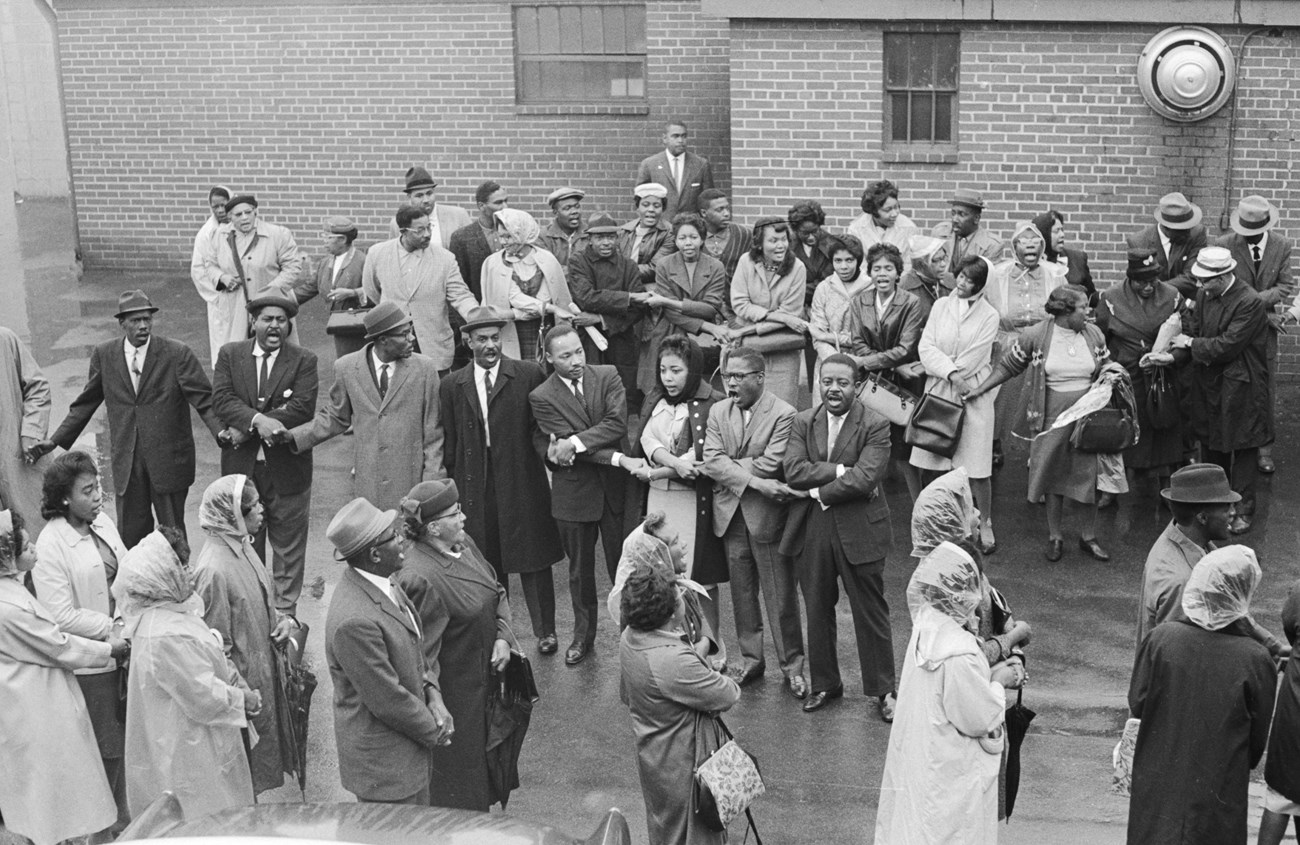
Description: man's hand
xmin=572 ymin=312 xmax=602 ymax=328
xmin=269 ymin=427 xmax=296 ymax=446
xmin=549 ymin=435 xmax=577 ymax=466
xmin=643 ymin=293 xmax=677 ymax=310
xmin=252 ymin=414 xmax=287 ymax=442
xmin=669 ymin=456 xmax=701 ymax=481
xmin=750 ymin=477 xmax=797 ymax=502
xmin=629 ymin=291 xmax=653 ymax=305
xmin=107 ymin=635 xmax=131 ymax=661
xmin=270 ymin=616 xmax=297 ymax=645
xmin=24 ymin=439 xmax=55 ymax=464
xmin=1170 ymin=333 xmax=1193 ymax=350
xmin=219 ymin=275 xmax=243 ymax=293
xmin=325 ymin=287 xmax=360 ymax=304
xmin=425 ymin=687 xmax=455 ymax=746
xmin=243 ymin=689 xmax=263 ymax=717
xmin=490 ymin=639 xmax=511 ymax=673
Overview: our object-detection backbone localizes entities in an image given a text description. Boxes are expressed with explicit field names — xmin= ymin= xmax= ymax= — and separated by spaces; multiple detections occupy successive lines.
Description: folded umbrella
xmin=485 ymin=652 xmax=538 ymax=808
xmin=1004 ymin=687 xmax=1036 ymax=819
xmin=276 ymin=623 xmax=317 ymax=797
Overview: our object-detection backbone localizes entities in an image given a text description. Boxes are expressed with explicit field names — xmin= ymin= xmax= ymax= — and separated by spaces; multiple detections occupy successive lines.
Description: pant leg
xmin=117 ymin=456 xmax=156 ymax=549
xmin=724 ymin=515 xmax=766 ymax=674
xmin=150 ymin=487 xmax=188 ymax=545
xmin=556 ymin=519 xmax=599 ymax=647
xmin=518 ymin=569 xmax=557 ymax=638
xmin=797 ymin=507 xmax=842 ymax=694
xmin=608 ymin=330 xmax=642 ymax=412
xmin=1206 ymin=447 xmax=1260 ymax=514
xmin=750 ymin=528 xmax=806 ymax=678
xmin=254 ymin=463 xmax=311 ymax=614
xmin=837 ymin=556 xmax=895 ymax=696
xmin=597 ymin=491 xmax=626 ymax=584
xmin=481 ymin=461 xmax=506 ymax=586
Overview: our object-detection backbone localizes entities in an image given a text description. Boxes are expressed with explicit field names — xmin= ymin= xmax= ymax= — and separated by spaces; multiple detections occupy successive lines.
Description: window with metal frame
xmin=514 ymin=3 xmax=648 ymax=104
xmin=883 ymin=32 xmax=959 ymax=145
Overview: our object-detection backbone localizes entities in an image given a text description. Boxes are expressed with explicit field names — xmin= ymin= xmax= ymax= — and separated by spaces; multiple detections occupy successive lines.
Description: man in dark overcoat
xmin=1171 ymin=246 xmax=1271 ymax=535
xmin=440 ymin=306 xmax=564 ymax=654
xmin=1126 ymin=191 xmax=1208 ymax=298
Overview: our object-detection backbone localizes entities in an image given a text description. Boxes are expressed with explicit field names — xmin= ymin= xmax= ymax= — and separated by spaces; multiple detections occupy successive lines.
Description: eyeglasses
xmin=721 ymin=371 xmax=761 ymax=382
xmin=435 ymin=505 xmax=463 ymax=520
xmin=376 ymin=532 xmax=403 ymax=548
xmin=401 ymin=226 xmax=433 ymax=235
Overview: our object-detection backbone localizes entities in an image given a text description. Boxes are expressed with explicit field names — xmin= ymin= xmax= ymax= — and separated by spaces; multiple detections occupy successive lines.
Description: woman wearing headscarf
xmin=899 ymin=234 xmax=954 ymax=321
xmin=116 ymin=528 xmax=256 ymax=818
xmin=629 ymin=335 xmax=729 ymax=667
xmin=731 ymin=216 xmax=809 ymax=407
xmin=910 ymin=256 xmax=1001 ymax=555
xmin=619 ymin=556 xmax=740 ymax=845
xmin=0 ymin=508 xmax=127 ymax=845
xmin=1127 ymin=545 xmax=1277 ymax=845
xmin=874 ymin=540 xmax=1021 ymax=845
xmin=1094 ymin=248 xmax=1183 ymax=502
xmin=1032 ymin=209 xmax=1095 ymax=304
xmin=191 ymin=475 xmax=296 ymax=795
xmin=969 ymin=286 xmax=1113 ymax=562
xmin=479 ymin=208 xmax=581 ymax=361
xmin=32 ymin=450 xmax=129 ymax=827
xmin=395 ymin=478 xmax=518 ymax=811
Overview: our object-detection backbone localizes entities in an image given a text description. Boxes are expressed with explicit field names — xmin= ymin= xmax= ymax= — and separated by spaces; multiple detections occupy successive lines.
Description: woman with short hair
xmin=847 ymin=179 xmax=919 ymax=262
xmin=731 ymin=216 xmax=809 ymax=407
xmin=807 ymin=233 xmax=871 ymax=402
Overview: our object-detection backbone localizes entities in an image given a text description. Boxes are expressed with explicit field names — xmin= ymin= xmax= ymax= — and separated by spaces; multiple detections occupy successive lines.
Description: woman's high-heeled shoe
xmin=979 ymin=520 xmax=997 ymax=556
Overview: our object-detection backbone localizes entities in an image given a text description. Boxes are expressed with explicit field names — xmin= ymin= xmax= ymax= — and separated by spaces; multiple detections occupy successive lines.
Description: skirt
xmin=1026 ymin=387 xmax=1100 ymax=505
xmin=647 ymin=480 xmax=727 ymax=585
xmin=77 ymin=669 xmax=125 ymax=759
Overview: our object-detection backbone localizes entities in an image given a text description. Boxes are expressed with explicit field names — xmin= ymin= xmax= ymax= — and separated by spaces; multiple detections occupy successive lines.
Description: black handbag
xmin=1070 ymin=408 xmax=1135 ymax=453
xmin=905 ymin=391 xmax=966 ymax=459
xmin=1144 ymin=367 xmax=1180 ymax=431
xmin=325 ymin=307 xmax=370 ymax=337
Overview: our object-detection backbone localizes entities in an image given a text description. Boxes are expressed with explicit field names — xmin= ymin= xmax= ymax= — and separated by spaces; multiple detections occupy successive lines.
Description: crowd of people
xmin=1 ymin=118 xmax=1299 ymax=845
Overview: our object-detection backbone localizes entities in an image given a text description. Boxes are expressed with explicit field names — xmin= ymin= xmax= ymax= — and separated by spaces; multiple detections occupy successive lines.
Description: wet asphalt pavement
xmin=11 ymin=199 xmax=1300 ymax=844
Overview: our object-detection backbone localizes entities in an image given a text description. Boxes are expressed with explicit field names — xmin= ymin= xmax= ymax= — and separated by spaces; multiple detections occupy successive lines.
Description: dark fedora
xmin=363 ymin=301 xmax=413 ymax=340
xmin=1160 ymin=463 xmax=1241 ymax=504
xmin=1126 ymin=248 xmax=1162 ymax=283
xmin=246 ymin=293 xmax=299 ymax=318
xmin=404 ymin=166 xmax=436 ymax=193
xmin=114 ymin=290 xmax=159 ymax=319
xmin=585 ymin=212 xmax=619 ymax=234
xmin=461 ymin=305 xmax=510 ymax=334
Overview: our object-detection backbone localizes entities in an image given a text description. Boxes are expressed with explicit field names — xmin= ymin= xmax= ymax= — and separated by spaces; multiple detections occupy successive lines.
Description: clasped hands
xmin=425 ymin=686 xmax=455 ymax=746
xmin=749 ymin=476 xmax=806 ymax=502
xmin=546 ymin=434 xmax=578 ymax=467
xmin=218 ymin=415 xmax=291 ymax=448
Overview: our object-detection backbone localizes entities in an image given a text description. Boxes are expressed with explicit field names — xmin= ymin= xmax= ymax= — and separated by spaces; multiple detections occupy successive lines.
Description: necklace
xmin=1064 ymin=329 xmax=1081 ymax=357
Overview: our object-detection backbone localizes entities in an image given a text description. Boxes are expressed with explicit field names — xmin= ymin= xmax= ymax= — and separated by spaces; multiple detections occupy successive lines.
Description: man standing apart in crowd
xmin=1217 ymin=195 xmax=1294 ymax=475
xmin=0 ymin=327 xmax=51 ymax=527
xmin=1126 ymin=192 xmax=1208 ymax=298
xmin=449 ymin=181 xmax=510 ymax=299
xmin=782 ymin=354 xmax=895 ymax=718
xmin=294 ymin=216 xmax=368 ymax=360
xmin=636 ymin=119 xmax=715 ymax=221
xmin=1136 ymin=463 xmax=1285 ymax=656
xmin=36 ymin=291 xmax=223 ymax=547
xmin=930 ymin=189 xmax=1004 ymax=276
xmin=702 ymin=347 xmax=808 ymax=698
xmin=1171 ymin=247 xmax=1271 ymax=535
xmin=364 ymin=205 xmax=478 ymax=374
xmin=538 ymin=188 xmax=589 ymax=267
xmin=529 ymin=324 xmax=640 ymax=666
xmin=324 ymin=497 xmax=453 ymax=805
xmin=387 ymin=166 xmax=471 ymax=249
xmin=212 ymin=294 xmax=319 ymax=615
xmin=440 ymin=306 xmax=565 ymax=655
xmin=286 ymin=302 xmax=446 ymax=510
xmin=190 ymin=185 xmax=235 ymax=363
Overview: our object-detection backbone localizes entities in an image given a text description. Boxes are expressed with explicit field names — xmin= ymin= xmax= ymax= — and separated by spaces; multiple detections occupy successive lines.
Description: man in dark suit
xmin=635 ymin=119 xmax=715 ymax=221
xmin=1217 ymin=195 xmax=1294 ymax=474
xmin=294 ymin=216 xmax=368 ymax=360
xmin=324 ymin=497 xmax=453 ymax=804
xmin=212 ymin=294 xmax=319 ymax=614
xmin=1126 ymin=192 xmax=1209 ymax=298
xmin=781 ymin=354 xmax=895 ymax=717
xmin=37 ymin=291 xmax=222 ymax=547
xmin=702 ymin=347 xmax=807 ymax=699
xmin=449 ymin=181 xmax=510 ymax=299
xmin=440 ymin=306 xmax=565 ymax=655
xmin=528 ymin=323 xmax=643 ymax=665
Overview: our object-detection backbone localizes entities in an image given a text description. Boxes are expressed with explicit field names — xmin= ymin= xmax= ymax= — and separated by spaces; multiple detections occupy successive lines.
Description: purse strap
xmin=713 ymin=715 xmax=763 ymax=845
xmin=226 ymin=230 xmax=249 ymax=287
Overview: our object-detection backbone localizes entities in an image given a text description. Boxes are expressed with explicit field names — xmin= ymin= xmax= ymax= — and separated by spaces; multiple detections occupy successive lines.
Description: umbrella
xmin=276 ymin=622 xmax=318 ymax=797
xmin=1004 ymin=687 xmax=1036 ymax=819
xmin=485 ymin=652 xmax=538 ymax=809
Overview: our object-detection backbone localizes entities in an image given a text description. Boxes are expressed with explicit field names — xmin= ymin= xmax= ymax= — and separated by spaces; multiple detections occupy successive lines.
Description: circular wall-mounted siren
xmin=1137 ymin=26 xmax=1237 ymax=122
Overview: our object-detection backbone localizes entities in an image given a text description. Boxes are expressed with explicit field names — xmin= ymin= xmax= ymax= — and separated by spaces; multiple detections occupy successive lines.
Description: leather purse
xmin=856 ymin=373 xmax=918 ymax=427
xmin=905 ymin=392 xmax=966 ymax=459
xmin=326 ymin=307 xmax=370 ymax=337
xmin=739 ymin=329 xmax=806 ymax=354
xmin=1070 ymin=408 xmax=1135 ymax=453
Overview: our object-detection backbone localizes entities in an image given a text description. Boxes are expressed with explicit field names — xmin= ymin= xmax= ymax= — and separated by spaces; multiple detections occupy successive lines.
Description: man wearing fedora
xmin=212 ymin=294 xmax=318 ymax=614
xmin=1137 ymin=463 xmax=1284 ymax=657
xmin=324 ymin=497 xmax=453 ymax=805
xmin=1217 ymin=195 xmax=1294 ymax=475
xmin=286 ymin=302 xmax=446 ymax=511
xmin=363 ymin=204 xmax=479 ymax=374
xmin=294 ymin=216 xmax=369 ymax=360
xmin=1170 ymin=246 xmax=1272 ymax=534
xmin=386 ymin=165 xmax=471 ymax=249
xmin=1126 ymin=192 xmax=1208 ymax=298
xmin=439 ymin=305 xmax=565 ymax=654
xmin=929 ymin=188 xmax=1005 ymax=277
xmin=36 ymin=291 xmax=223 ymax=547
xmin=537 ymin=187 xmax=590 ymax=267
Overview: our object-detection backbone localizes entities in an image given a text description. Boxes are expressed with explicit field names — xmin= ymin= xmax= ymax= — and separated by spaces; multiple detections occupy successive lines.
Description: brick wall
xmin=56 ymin=0 xmax=730 ymax=270
xmin=727 ymin=20 xmax=1300 ymax=374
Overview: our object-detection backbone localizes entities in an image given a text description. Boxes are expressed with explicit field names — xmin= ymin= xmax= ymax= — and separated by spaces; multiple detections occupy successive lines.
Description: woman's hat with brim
xmin=400 ymin=479 xmax=460 ymax=525
xmin=461 ymin=304 xmax=511 ymax=334
xmin=1230 ymin=195 xmax=1279 ymax=237
xmin=1160 ymin=463 xmax=1242 ymax=504
xmin=363 ymin=302 xmax=414 ymax=340
xmin=327 ymin=497 xmax=399 ymax=561
xmin=1126 ymin=248 xmax=1162 ymax=283
xmin=224 ymin=194 xmax=258 ymax=213
xmin=114 ymin=289 xmax=159 ymax=318
xmin=1190 ymin=246 xmax=1237 ymax=279
xmin=1154 ymin=192 xmax=1202 ymax=230
xmin=633 ymin=183 xmax=669 ymax=201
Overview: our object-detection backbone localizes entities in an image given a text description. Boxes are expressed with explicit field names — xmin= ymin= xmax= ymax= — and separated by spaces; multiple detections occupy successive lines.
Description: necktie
xmin=482 ymin=369 xmax=493 ymax=447
xmin=1252 ymin=244 xmax=1262 ymax=275
xmin=257 ymin=353 xmax=270 ymax=401
xmin=827 ymin=414 xmax=842 ymax=456
xmin=130 ymin=348 xmax=142 ymax=393
xmin=571 ymin=377 xmax=583 ymax=400
xmin=379 ymin=363 xmax=390 ymax=398
xmin=672 ymin=156 xmax=682 ymax=190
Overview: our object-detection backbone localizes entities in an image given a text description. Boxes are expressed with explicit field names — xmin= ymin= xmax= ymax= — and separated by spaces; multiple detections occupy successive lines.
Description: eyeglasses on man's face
xmin=721 ymin=370 xmax=761 ymax=383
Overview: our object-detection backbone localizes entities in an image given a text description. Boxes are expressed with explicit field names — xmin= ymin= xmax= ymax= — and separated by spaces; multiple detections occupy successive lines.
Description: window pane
xmin=625 ymin=5 xmax=646 ymax=53
xmin=520 ymin=60 xmax=543 ymax=100
xmin=909 ymin=35 xmax=935 ymax=87
xmin=603 ymin=5 xmax=627 ymax=53
xmin=936 ymin=34 xmax=959 ymax=88
xmin=516 ymin=8 xmax=539 ymax=55
xmin=934 ymin=93 xmax=953 ymax=141
xmin=891 ymin=93 xmax=910 ymax=141
xmin=910 ymin=93 xmax=933 ymax=142
xmin=540 ymin=60 xmax=585 ymax=100
xmin=581 ymin=6 xmax=604 ymax=54
xmin=627 ymin=64 xmax=645 ymax=98
xmin=559 ymin=6 xmax=583 ymax=53
xmin=537 ymin=6 xmax=560 ymax=54
xmin=884 ymin=34 xmax=907 ymax=88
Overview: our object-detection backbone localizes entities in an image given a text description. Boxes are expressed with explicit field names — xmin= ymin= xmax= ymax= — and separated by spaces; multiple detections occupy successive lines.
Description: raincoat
xmin=875 ymin=542 xmax=1006 ymax=845
xmin=116 ymin=531 xmax=253 ymax=818
xmin=0 ymin=327 xmax=52 ymax=528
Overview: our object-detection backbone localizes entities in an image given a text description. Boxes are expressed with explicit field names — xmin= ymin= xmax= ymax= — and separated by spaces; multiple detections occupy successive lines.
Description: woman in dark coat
xmin=395 ymin=479 xmax=519 ymax=812
xmin=1095 ymin=248 xmax=1183 ymax=499
xmin=1127 ymin=545 xmax=1276 ymax=845
xmin=1033 ymin=209 xmax=1096 ymax=305
xmin=1261 ymin=579 xmax=1300 ymax=845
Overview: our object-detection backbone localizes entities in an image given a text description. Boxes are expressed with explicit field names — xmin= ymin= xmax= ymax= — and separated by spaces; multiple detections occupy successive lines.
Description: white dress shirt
xmin=474 ymin=361 xmax=500 ymax=447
